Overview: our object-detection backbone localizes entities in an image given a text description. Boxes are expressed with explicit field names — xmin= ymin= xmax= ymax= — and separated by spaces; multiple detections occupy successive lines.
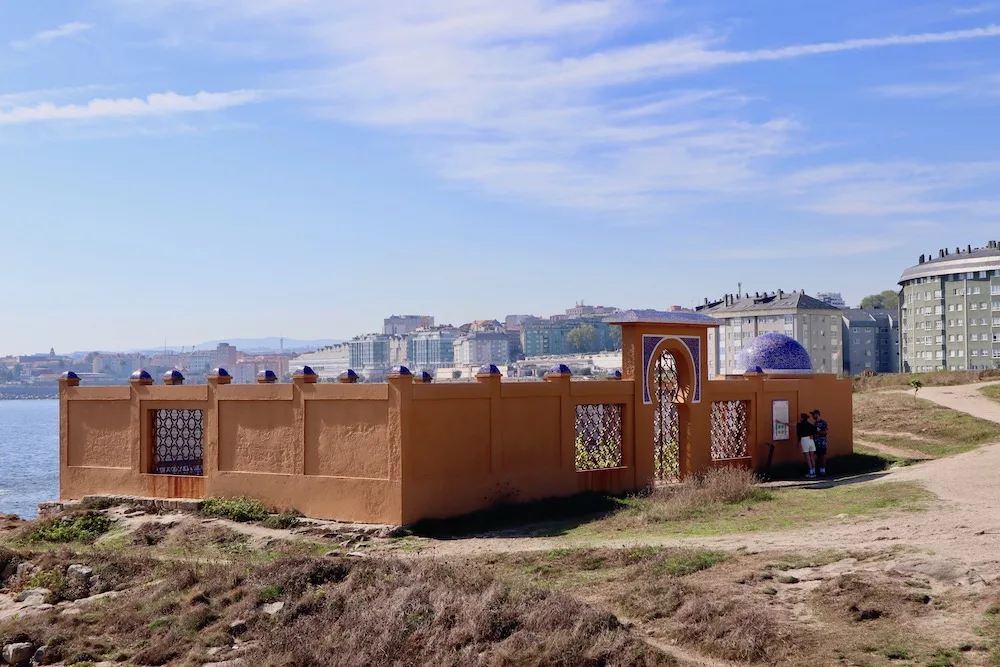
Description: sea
xmin=0 ymin=400 xmax=59 ymax=519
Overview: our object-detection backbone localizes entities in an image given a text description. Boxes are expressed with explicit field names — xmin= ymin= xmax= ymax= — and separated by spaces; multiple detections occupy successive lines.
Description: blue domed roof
xmin=736 ymin=333 xmax=812 ymax=374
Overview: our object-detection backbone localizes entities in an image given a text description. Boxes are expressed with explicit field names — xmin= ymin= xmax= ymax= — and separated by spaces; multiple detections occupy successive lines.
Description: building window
xmin=981 ymin=271 xmax=988 ymax=279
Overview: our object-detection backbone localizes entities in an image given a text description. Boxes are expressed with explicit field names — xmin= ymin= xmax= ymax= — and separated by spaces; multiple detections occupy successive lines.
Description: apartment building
xmin=383 ymin=315 xmax=434 ymax=336
xmin=841 ymin=309 xmax=899 ymax=375
xmin=817 ymin=292 xmax=847 ymax=309
xmin=290 ymin=343 xmax=351 ymax=381
xmin=453 ymin=331 xmax=511 ymax=367
xmin=697 ymin=290 xmax=842 ymax=377
xmin=899 ymin=241 xmax=1000 ymax=372
xmin=407 ymin=328 xmax=460 ymax=370
xmin=348 ymin=334 xmax=392 ymax=378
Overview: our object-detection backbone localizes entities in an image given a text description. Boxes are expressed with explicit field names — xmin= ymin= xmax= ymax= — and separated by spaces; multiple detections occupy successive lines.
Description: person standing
xmin=811 ymin=410 xmax=828 ymax=477
xmin=797 ymin=413 xmax=817 ymax=478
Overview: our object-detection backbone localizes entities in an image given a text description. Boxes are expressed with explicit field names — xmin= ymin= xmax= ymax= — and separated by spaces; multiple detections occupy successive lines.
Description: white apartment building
xmin=290 ymin=343 xmax=351 ymax=381
xmin=453 ymin=331 xmax=511 ymax=367
xmin=697 ymin=290 xmax=842 ymax=378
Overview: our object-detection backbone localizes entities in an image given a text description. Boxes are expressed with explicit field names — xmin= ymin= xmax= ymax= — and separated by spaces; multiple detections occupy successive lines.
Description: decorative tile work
xmin=736 ymin=333 xmax=812 ymax=373
xmin=642 ymin=335 xmax=702 ymax=404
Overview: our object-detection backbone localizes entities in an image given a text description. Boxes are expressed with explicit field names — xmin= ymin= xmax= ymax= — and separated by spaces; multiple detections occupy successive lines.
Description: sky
xmin=2 ymin=0 xmax=1000 ymax=354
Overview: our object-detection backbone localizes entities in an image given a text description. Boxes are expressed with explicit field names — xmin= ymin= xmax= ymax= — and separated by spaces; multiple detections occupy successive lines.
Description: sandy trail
xmin=407 ymin=383 xmax=1000 ymax=584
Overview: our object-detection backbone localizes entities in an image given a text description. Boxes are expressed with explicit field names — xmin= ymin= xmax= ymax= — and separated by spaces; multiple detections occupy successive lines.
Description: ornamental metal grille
xmin=575 ymin=403 xmax=624 ymax=471
xmin=710 ymin=400 xmax=750 ymax=460
xmin=653 ymin=350 xmax=681 ymax=482
xmin=152 ymin=409 xmax=204 ymax=476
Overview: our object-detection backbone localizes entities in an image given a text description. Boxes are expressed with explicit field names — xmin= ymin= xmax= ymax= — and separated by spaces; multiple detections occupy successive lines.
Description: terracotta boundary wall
xmin=59 ymin=321 xmax=854 ymax=525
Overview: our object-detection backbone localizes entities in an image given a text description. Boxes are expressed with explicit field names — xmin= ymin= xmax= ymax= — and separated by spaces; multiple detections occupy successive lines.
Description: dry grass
xmin=852 ymin=369 xmax=1000 ymax=393
xmin=854 ymin=392 xmax=1000 ymax=457
xmin=0 ymin=547 xmax=672 ymax=667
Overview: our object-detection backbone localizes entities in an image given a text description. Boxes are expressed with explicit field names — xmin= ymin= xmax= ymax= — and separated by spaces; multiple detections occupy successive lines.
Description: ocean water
xmin=0 ymin=400 xmax=59 ymax=519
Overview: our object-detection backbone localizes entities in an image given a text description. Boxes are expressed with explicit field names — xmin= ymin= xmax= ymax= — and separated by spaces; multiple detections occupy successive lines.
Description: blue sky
xmin=2 ymin=1 xmax=1000 ymax=354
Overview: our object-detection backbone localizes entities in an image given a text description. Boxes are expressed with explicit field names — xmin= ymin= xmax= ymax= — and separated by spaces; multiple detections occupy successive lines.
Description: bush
xmin=27 ymin=512 xmax=115 ymax=543
xmin=201 ymin=497 xmax=269 ymax=523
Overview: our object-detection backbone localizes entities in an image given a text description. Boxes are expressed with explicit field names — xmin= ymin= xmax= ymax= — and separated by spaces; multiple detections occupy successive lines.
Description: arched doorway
xmin=652 ymin=348 xmax=682 ymax=482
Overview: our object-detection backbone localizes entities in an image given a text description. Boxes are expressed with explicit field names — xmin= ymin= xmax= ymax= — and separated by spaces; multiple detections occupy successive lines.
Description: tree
xmin=909 ymin=378 xmax=923 ymax=399
xmin=860 ymin=290 xmax=900 ymax=310
xmin=609 ymin=325 xmax=622 ymax=351
xmin=451 ymin=369 xmax=463 ymax=380
xmin=566 ymin=324 xmax=599 ymax=353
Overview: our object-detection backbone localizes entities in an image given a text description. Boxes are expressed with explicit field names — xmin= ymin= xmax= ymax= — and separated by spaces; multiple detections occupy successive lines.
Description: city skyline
xmin=4 ymin=2 xmax=1000 ymax=353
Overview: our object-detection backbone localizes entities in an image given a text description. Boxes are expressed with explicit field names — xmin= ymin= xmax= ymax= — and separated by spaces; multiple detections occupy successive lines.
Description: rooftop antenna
xmin=737 ymin=282 xmax=742 ymax=298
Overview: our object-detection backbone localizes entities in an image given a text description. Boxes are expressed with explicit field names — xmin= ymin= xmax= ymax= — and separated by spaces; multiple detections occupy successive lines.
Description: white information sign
xmin=772 ymin=400 xmax=790 ymax=441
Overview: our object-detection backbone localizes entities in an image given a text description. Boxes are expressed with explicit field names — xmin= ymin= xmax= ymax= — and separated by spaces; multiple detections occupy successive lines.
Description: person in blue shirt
xmin=811 ymin=410 xmax=829 ymax=477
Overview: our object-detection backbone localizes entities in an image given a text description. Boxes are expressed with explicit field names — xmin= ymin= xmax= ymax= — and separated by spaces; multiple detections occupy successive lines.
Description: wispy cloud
xmin=873 ymin=75 xmax=1000 ymax=100
xmin=103 ymin=1 xmax=1000 ymax=216
xmin=0 ymin=90 xmax=262 ymax=125
xmin=9 ymin=22 xmax=94 ymax=50
xmin=718 ymin=237 xmax=904 ymax=260
xmin=954 ymin=3 xmax=1000 ymax=16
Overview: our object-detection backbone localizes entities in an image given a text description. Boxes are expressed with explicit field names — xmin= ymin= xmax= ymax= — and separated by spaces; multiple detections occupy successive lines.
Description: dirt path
xmin=404 ymin=384 xmax=1000 ymax=585
xmin=853 ymin=436 xmax=933 ymax=460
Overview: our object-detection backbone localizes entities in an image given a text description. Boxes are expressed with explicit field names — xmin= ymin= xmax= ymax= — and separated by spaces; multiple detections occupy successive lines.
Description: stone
xmin=15 ymin=562 xmax=33 ymax=579
xmin=2 ymin=642 xmax=34 ymax=665
xmin=15 ymin=588 xmax=50 ymax=605
xmin=347 ymin=551 xmax=366 ymax=558
xmin=67 ymin=564 xmax=94 ymax=579
xmin=32 ymin=646 xmax=46 ymax=664
xmin=34 ymin=603 xmax=55 ymax=612
xmin=260 ymin=601 xmax=284 ymax=616
xmin=228 ymin=619 xmax=248 ymax=636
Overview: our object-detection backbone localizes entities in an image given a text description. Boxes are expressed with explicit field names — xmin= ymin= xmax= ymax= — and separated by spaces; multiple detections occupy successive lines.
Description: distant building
xmin=842 ymin=309 xmax=900 ymax=375
xmin=520 ymin=318 xmax=615 ymax=357
xmin=697 ymin=290 xmax=841 ymax=377
xmin=407 ymin=328 xmax=459 ymax=371
xmin=504 ymin=315 xmax=533 ymax=332
xmin=898 ymin=241 xmax=1000 ymax=372
xmin=92 ymin=353 xmax=147 ymax=377
xmin=454 ymin=331 xmax=511 ymax=367
xmin=213 ymin=343 xmax=239 ymax=370
xmin=349 ymin=334 xmax=392 ymax=380
xmin=383 ymin=315 xmax=435 ymax=336
xmin=817 ymin=292 xmax=847 ymax=309
xmin=232 ymin=355 xmax=292 ymax=384
xmin=290 ymin=344 xmax=351 ymax=381
xmin=564 ymin=302 xmax=618 ymax=319
xmin=186 ymin=350 xmax=214 ymax=375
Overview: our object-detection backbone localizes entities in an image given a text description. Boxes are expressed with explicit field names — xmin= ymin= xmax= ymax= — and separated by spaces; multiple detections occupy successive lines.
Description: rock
xmin=346 ymin=551 xmax=366 ymax=558
xmin=89 ymin=574 xmax=103 ymax=593
xmin=204 ymin=660 xmax=245 ymax=667
xmin=67 ymin=564 xmax=94 ymax=579
xmin=61 ymin=607 xmax=84 ymax=617
xmin=261 ymin=601 xmax=284 ymax=616
xmin=376 ymin=526 xmax=407 ymax=539
xmin=15 ymin=588 xmax=50 ymax=605
xmin=32 ymin=645 xmax=46 ymax=664
xmin=15 ymin=562 xmax=33 ymax=579
xmin=206 ymin=646 xmax=226 ymax=656
xmin=34 ymin=603 xmax=55 ymax=612
xmin=228 ymin=619 xmax=248 ymax=636
xmin=2 ymin=642 xmax=34 ymax=665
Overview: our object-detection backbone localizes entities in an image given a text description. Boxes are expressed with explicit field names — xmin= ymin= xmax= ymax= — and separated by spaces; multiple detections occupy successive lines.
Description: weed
xmin=261 ymin=513 xmax=300 ymax=530
xmin=201 ymin=497 xmax=269 ymax=523
xmin=777 ymin=575 xmax=799 ymax=584
xmin=26 ymin=512 xmax=114 ymax=544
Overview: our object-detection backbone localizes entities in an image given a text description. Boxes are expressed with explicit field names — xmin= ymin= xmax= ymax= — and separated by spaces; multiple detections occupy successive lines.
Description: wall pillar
xmin=205 ymin=368 xmax=232 ymax=489
xmin=545 ymin=364 xmax=574 ymax=472
xmin=291 ymin=366 xmax=319 ymax=477
xmin=58 ymin=372 xmax=80 ymax=500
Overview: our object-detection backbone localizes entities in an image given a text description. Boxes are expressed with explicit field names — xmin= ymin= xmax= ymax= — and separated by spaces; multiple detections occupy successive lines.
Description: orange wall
xmin=59 ymin=320 xmax=854 ymax=525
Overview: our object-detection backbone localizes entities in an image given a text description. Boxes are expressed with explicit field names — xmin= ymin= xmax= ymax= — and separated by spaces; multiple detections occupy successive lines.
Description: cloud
xmin=873 ymin=75 xmax=1000 ymax=100
xmin=0 ymin=90 xmax=262 ymax=125
xmin=718 ymin=237 xmax=904 ymax=260
xmin=9 ymin=22 xmax=94 ymax=50
xmin=103 ymin=1 xmax=1000 ymax=216
xmin=954 ymin=3 xmax=1000 ymax=15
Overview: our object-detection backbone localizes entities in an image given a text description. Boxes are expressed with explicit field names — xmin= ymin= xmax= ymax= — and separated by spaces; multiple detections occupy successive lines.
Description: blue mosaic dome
xmin=736 ymin=333 xmax=812 ymax=374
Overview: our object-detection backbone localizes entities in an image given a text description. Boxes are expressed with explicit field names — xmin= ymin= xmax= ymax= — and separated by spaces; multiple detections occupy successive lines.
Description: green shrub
xmin=201 ymin=497 xmax=269 ymax=523
xmin=27 ymin=512 xmax=114 ymax=543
